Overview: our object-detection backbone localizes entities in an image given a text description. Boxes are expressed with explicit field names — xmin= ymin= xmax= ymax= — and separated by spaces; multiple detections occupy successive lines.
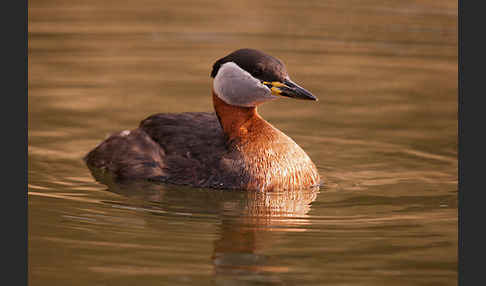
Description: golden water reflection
xmin=96 ymin=180 xmax=319 ymax=283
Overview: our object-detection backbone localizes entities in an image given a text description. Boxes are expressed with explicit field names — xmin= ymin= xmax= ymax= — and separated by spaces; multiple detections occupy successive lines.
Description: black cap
xmin=210 ymin=49 xmax=288 ymax=82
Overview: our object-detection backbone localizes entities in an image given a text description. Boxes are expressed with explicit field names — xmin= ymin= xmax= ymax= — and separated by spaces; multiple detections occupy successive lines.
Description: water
xmin=28 ymin=0 xmax=458 ymax=285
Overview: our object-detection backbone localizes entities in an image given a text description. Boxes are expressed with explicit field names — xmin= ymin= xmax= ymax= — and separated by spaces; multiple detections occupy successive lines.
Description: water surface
xmin=29 ymin=0 xmax=458 ymax=285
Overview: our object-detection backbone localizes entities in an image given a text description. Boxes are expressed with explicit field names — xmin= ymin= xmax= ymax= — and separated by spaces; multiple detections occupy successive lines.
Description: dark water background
xmin=28 ymin=0 xmax=458 ymax=285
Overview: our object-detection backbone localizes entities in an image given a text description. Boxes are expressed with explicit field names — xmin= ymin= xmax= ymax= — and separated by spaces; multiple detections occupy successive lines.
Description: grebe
xmin=85 ymin=48 xmax=320 ymax=191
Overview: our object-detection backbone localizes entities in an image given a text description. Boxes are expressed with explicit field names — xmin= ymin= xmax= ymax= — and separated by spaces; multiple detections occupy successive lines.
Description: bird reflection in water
xmin=212 ymin=188 xmax=318 ymax=285
xmin=97 ymin=177 xmax=319 ymax=284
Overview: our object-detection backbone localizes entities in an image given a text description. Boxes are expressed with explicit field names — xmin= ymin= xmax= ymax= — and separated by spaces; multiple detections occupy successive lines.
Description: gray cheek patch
xmin=214 ymin=62 xmax=277 ymax=107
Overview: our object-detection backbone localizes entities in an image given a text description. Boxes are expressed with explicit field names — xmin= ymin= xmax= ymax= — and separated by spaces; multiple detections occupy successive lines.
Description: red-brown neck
xmin=211 ymin=89 xmax=320 ymax=190
xmin=212 ymin=90 xmax=262 ymax=142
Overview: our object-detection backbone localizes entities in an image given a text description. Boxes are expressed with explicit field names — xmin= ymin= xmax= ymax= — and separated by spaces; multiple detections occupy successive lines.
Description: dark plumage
xmin=85 ymin=49 xmax=320 ymax=191
xmin=85 ymin=112 xmax=244 ymax=188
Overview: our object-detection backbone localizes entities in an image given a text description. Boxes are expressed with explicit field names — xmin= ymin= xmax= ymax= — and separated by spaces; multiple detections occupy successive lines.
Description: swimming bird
xmin=85 ymin=48 xmax=320 ymax=191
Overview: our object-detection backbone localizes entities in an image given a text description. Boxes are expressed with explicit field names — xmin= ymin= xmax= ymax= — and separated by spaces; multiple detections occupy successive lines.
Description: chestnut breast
xmin=213 ymin=92 xmax=320 ymax=191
